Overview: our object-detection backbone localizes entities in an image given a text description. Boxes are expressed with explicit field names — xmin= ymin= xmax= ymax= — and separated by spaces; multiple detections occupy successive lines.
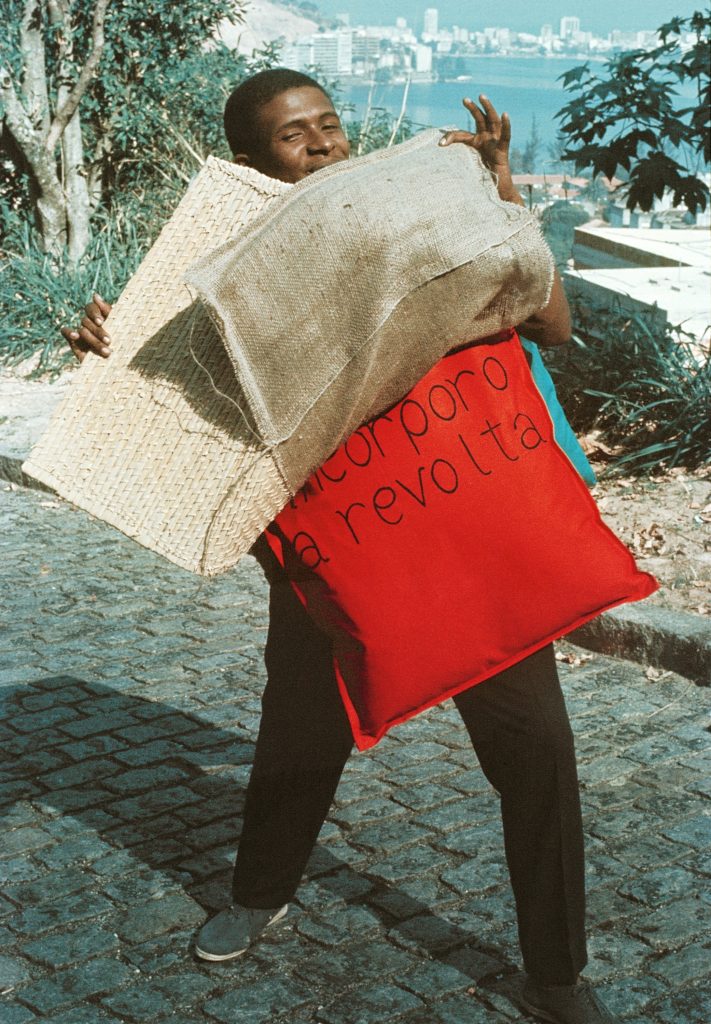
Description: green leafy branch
xmin=556 ymin=10 xmax=710 ymax=213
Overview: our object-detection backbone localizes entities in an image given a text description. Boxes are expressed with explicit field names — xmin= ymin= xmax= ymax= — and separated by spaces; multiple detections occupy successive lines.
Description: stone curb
xmin=571 ymin=603 xmax=710 ymax=685
xmin=0 ymin=452 xmax=54 ymax=492
xmin=3 ymin=449 xmax=709 ymax=686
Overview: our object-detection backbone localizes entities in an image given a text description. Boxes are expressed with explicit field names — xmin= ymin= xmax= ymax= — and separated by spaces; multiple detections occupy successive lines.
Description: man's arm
xmin=439 ymin=96 xmax=571 ymax=348
xmin=516 ymin=270 xmax=571 ymax=347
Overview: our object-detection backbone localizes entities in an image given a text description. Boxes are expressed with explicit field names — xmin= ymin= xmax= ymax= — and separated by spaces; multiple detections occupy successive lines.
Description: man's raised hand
xmin=439 ymin=95 xmax=523 ymax=207
xmin=61 ymin=293 xmax=113 ymax=362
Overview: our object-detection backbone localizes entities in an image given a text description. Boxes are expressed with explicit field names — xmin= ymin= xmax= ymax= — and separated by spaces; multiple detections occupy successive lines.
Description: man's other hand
xmin=439 ymin=95 xmax=524 ymax=207
xmin=61 ymin=293 xmax=113 ymax=362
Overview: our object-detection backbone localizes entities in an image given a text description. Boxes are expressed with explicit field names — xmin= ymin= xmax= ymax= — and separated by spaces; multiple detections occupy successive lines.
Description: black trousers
xmin=233 ymin=571 xmax=587 ymax=985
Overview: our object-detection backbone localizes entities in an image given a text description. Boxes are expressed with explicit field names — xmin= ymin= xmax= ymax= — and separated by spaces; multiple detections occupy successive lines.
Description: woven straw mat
xmin=23 ymin=159 xmax=292 ymax=576
xmin=186 ymin=129 xmax=554 ymax=493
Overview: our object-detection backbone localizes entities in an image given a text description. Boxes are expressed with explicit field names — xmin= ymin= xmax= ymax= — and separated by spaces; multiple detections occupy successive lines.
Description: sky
xmin=311 ymin=0 xmax=702 ymax=36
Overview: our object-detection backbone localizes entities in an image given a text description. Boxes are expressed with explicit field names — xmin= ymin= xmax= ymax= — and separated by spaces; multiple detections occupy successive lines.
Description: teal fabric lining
xmin=521 ymin=338 xmax=597 ymax=486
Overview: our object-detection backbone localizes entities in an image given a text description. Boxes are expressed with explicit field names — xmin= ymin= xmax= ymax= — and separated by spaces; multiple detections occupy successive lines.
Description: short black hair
xmin=223 ymin=68 xmax=332 ymax=156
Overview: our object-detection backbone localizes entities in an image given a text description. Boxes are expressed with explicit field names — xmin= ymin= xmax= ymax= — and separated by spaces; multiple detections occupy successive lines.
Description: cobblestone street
xmin=1 ymin=484 xmax=709 ymax=1023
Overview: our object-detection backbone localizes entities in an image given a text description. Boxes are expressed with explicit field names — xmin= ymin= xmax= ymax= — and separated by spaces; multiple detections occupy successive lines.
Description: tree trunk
xmin=87 ymin=131 xmax=113 ymax=213
xmin=63 ymin=113 xmax=91 ymax=262
xmin=34 ymin=172 xmax=68 ymax=254
xmin=2 ymin=0 xmax=110 ymax=261
xmin=19 ymin=0 xmax=51 ymax=135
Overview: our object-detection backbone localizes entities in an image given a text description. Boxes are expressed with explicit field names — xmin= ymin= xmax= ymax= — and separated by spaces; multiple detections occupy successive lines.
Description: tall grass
xmin=0 ymin=192 xmax=173 ymax=377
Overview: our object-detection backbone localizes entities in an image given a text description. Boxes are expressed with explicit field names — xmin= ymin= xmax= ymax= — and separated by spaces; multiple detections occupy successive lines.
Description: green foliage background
xmin=541 ymin=303 xmax=710 ymax=474
xmin=1 ymin=5 xmax=709 ymax=474
xmin=557 ymin=10 xmax=710 ymax=213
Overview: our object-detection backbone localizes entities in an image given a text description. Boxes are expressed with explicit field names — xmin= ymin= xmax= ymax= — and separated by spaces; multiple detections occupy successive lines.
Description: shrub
xmin=346 ymin=108 xmax=413 ymax=155
xmin=544 ymin=298 xmax=711 ymax=474
xmin=540 ymin=201 xmax=590 ymax=269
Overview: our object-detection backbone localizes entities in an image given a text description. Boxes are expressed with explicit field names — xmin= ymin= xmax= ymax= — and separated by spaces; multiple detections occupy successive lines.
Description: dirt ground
xmin=590 ymin=464 xmax=711 ymax=618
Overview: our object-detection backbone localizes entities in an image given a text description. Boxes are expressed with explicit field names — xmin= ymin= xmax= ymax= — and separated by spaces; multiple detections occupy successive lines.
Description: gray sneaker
xmin=194 ymin=903 xmax=288 ymax=962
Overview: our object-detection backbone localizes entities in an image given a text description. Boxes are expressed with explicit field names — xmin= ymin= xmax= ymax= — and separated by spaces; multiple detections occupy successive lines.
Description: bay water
xmin=340 ymin=56 xmax=589 ymax=151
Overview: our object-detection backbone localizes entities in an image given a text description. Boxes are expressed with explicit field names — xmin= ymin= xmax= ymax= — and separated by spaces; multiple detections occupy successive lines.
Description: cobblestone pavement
xmin=1 ymin=484 xmax=709 ymax=1024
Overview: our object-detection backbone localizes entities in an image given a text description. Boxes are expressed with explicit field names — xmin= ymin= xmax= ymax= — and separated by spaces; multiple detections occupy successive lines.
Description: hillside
xmin=217 ymin=0 xmax=319 ymax=54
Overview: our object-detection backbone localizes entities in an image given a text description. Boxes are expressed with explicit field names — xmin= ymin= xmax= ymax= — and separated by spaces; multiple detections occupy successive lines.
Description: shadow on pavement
xmin=2 ymin=674 xmax=515 ymax=992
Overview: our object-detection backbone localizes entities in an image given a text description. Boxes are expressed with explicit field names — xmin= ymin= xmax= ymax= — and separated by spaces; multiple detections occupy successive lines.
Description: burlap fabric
xmin=23 ymin=159 xmax=293 ymax=575
xmin=186 ymin=129 xmax=554 ymax=490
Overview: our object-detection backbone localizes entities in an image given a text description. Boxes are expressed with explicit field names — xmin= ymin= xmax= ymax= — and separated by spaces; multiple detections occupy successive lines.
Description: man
xmin=63 ymin=69 xmax=619 ymax=1024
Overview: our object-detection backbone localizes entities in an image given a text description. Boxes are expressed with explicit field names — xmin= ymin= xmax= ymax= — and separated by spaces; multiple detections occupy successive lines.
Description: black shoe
xmin=522 ymin=977 xmax=620 ymax=1024
xmin=194 ymin=903 xmax=288 ymax=962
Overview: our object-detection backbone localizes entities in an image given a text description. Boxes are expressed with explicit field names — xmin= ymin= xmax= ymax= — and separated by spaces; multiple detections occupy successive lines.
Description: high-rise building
xmin=415 ymin=43 xmax=433 ymax=73
xmin=351 ymin=31 xmax=380 ymax=73
xmin=282 ymin=41 xmax=314 ymax=72
xmin=540 ymin=24 xmax=553 ymax=51
xmin=560 ymin=16 xmax=581 ymax=39
xmin=313 ymin=30 xmax=353 ymax=75
xmin=282 ymin=29 xmax=353 ymax=77
xmin=423 ymin=7 xmax=439 ymax=39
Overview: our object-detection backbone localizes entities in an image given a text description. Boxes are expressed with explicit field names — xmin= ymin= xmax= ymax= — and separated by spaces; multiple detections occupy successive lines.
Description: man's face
xmin=238 ymin=86 xmax=350 ymax=183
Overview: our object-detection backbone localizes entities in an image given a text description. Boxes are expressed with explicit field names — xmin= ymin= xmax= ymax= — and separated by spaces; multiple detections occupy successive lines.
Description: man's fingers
xmin=62 ymin=293 xmax=113 ymax=362
xmin=61 ymin=326 xmax=89 ymax=363
xmin=93 ymin=293 xmax=112 ymax=317
xmin=85 ymin=301 xmax=111 ymax=338
xmin=67 ymin=336 xmax=88 ymax=363
xmin=60 ymin=322 xmax=111 ymax=357
xmin=501 ymin=112 xmax=512 ymax=145
xmin=439 ymin=129 xmax=478 ymax=147
xmin=76 ymin=319 xmax=111 ymax=356
xmin=479 ymin=94 xmax=502 ymax=128
xmin=462 ymin=97 xmax=487 ymax=134
xmin=81 ymin=315 xmax=111 ymax=344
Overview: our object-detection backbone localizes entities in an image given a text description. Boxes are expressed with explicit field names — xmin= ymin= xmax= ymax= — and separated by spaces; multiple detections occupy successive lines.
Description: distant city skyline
xmin=280 ymin=7 xmax=680 ymax=84
xmin=312 ymin=0 xmax=702 ymax=35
